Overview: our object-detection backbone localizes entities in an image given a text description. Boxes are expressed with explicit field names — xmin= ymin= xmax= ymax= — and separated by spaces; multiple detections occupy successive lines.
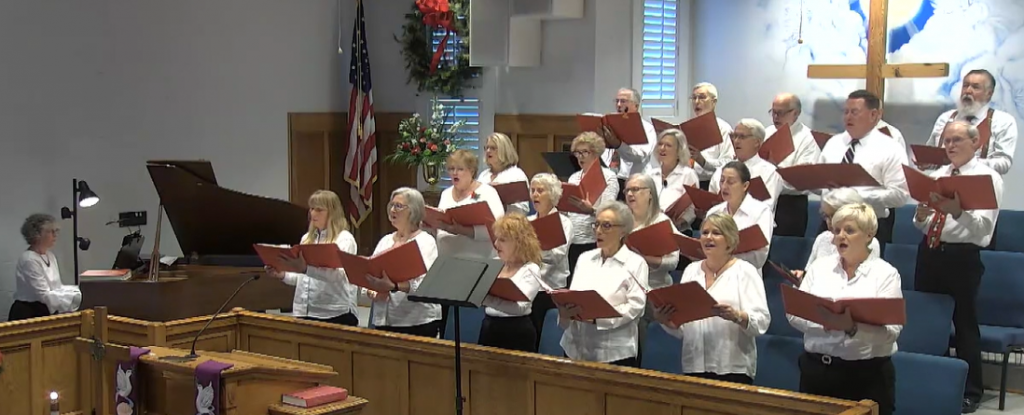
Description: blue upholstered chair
xmin=753 ymin=334 xmax=803 ymax=391
xmin=538 ymin=309 xmax=565 ymax=357
xmin=764 ymin=274 xmax=803 ymax=338
xmin=883 ymin=243 xmax=918 ymax=290
xmin=767 ymin=236 xmax=814 ymax=272
xmin=899 ymin=290 xmax=953 ymax=356
xmin=892 ymin=204 xmax=920 ymax=245
xmin=443 ymin=306 xmax=486 ymax=344
xmin=973 ymin=251 xmax=1024 ymax=410
xmin=995 ymin=210 xmax=1024 ymax=253
xmin=640 ymin=321 xmax=683 ymax=374
xmin=892 ymin=352 xmax=968 ymax=415
xmin=805 ymin=200 xmax=822 ymax=239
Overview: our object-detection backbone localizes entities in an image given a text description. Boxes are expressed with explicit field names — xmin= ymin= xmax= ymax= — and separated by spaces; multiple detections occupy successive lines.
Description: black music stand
xmin=408 ymin=255 xmax=503 ymax=415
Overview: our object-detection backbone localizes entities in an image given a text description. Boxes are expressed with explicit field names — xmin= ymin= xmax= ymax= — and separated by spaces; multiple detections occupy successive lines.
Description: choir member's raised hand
xmin=914 ymin=203 xmax=934 ymax=222
xmin=265 ymin=266 xmax=286 ymax=280
xmin=569 ymin=192 xmax=595 ymax=214
xmin=558 ymin=303 xmax=583 ymax=321
xmin=916 ymin=162 xmax=939 ymax=171
xmin=277 ymin=251 xmax=307 ymax=273
xmin=688 ymin=147 xmax=706 ymax=167
xmin=929 ymin=191 xmax=964 ymax=218
xmin=713 ymin=304 xmax=749 ymax=328
xmin=601 ymin=125 xmax=622 ymax=149
xmin=653 ymin=303 xmax=679 ymax=329
xmin=365 ymin=271 xmax=397 ymax=294
xmin=790 ymin=270 xmax=805 ymax=285
xmin=816 ymin=305 xmax=855 ymax=332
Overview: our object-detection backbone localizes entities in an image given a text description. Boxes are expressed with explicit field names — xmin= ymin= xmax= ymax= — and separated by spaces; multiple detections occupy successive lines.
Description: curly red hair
xmin=491 ymin=212 xmax=542 ymax=265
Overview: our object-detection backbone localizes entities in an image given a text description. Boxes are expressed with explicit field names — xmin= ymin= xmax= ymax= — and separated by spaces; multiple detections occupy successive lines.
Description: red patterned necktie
xmin=926 ymin=167 xmax=960 ymax=248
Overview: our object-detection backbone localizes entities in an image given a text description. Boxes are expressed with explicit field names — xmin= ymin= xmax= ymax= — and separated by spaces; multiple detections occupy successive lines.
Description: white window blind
xmin=436 ymin=98 xmax=480 ymax=187
xmin=640 ymin=0 xmax=678 ymax=115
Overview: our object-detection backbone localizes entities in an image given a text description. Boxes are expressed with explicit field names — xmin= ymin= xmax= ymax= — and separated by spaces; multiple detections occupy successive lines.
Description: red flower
xmin=429 ymin=144 xmax=439 ymax=151
xmin=402 ymin=142 xmax=411 ymax=150
xmin=444 ymin=139 xmax=451 ymax=145
xmin=412 ymin=148 xmax=420 ymax=155
xmin=419 ymin=138 xmax=426 ymax=143
xmin=416 ymin=0 xmax=449 ymax=14
xmin=420 ymin=126 xmax=427 ymax=132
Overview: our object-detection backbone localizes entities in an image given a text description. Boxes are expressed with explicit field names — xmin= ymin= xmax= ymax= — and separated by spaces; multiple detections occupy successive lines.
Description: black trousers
xmin=799 ymin=353 xmax=896 ymax=415
xmin=479 ymin=315 xmax=537 ymax=353
xmin=376 ymin=320 xmax=442 ymax=338
xmin=687 ymin=372 xmax=754 ymax=385
xmin=615 ymin=178 xmax=626 ymax=201
xmin=567 ymin=353 xmax=638 ymax=368
xmin=819 ymin=207 xmax=895 ymax=244
xmin=7 ymin=300 xmax=50 ymax=322
xmin=775 ymin=194 xmax=809 ymax=237
xmin=302 ymin=312 xmax=359 ymax=327
xmin=698 ymin=180 xmax=711 ymax=191
xmin=915 ymin=240 xmax=984 ymax=402
xmin=530 ymin=291 xmax=557 ymax=349
xmin=567 ymin=242 xmax=597 ymax=288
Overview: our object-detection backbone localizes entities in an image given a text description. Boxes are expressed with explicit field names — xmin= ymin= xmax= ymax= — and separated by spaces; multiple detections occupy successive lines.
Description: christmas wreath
xmin=395 ymin=0 xmax=480 ymax=97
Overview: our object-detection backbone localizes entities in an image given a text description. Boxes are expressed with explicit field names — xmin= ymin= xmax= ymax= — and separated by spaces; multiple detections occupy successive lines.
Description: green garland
xmin=394 ymin=0 xmax=480 ymax=98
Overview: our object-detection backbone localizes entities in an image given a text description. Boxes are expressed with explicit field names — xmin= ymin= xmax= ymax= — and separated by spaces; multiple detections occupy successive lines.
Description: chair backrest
xmin=899 ymin=290 xmax=954 ymax=356
xmin=806 ymin=200 xmax=821 ymax=238
xmin=367 ymin=302 xmax=377 ymax=329
xmin=883 ymin=243 xmax=918 ymax=290
xmin=892 ymin=352 xmax=968 ymax=415
xmin=892 ymin=205 xmax=921 ymax=245
xmin=978 ymin=252 xmax=1024 ymax=328
xmin=443 ymin=306 xmax=486 ymax=343
xmin=538 ymin=309 xmax=565 ymax=357
xmin=640 ymin=322 xmax=683 ymax=374
xmin=996 ymin=210 xmax=1024 ymax=253
xmin=753 ymin=334 xmax=804 ymax=391
xmin=767 ymin=236 xmax=813 ymax=272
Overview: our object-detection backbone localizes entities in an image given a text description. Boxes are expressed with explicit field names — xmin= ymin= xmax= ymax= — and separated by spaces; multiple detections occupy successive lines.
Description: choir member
xmin=478 ymin=132 xmax=530 ymax=215
xmin=764 ymin=93 xmax=821 ymax=237
xmin=707 ymin=162 xmax=773 ymax=272
xmin=648 ymin=129 xmax=699 ymax=230
xmin=688 ymin=82 xmax=736 ymax=189
xmin=819 ymin=89 xmax=909 ymax=244
xmin=526 ymin=173 xmax=574 ymax=342
xmin=788 ymin=203 xmax=902 ymax=415
xmin=565 ymin=132 xmax=620 ymax=285
xmin=363 ymin=187 xmax=442 ymax=338
xmin=479 ymin=213 xmax=544 ymax=352
xmin=8 ymin=214 xmax=82 ymax=321
xmin=558 ymin=201 xmax=648 ymax=367
xmin=653 ymin=213 xmax=769 ymax=385
xmin=912 ymin=121 xmax=1003 ymax=414
xmin=434 ymin=149 xmax=506 ymax=260
xmin=267 ymin=190 xmax=360 ymax=326
xmin=790 ymin=188 xmax=881 ymax=283
xmin=624 ymin=173 xmax=680 ymax=290
xmin=602 ymin=87 xmax=657 ymax=200
xmin=709 ymin=118 xmax=784 ymax=211
xmin=925 ymin=69 xmax=1018 ymax=175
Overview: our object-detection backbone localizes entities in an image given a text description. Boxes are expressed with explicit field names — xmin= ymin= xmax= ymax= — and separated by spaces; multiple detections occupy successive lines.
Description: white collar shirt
xmin=820 ymin=129 xmax=910 ymax=218
xmin=707 ymin=194 xmax=774 ymax=272
xmin=435 ymin=183 xmax=505 ymax=259
xmin=482 ymin=263 xmax=543 ymax=317
xmin=13 ymin=250 xmax=82 ymax=314
xmin=708 ymin=155 xmax=784 ymax=212
xmin=603 ymin=118 xmax=658 ymax=179
xmin=911 ymin=157 xmax=1004 ymax=247
xmin=283 ymin=230 xmax=360 ymax=319
xmin=650 ymin=162 xmax=700 ymax=227
xmin=764 ymin=122 xmax=822 ymax=195
xmin=478 ymin=166 xmax=530 ymax=216
xmin=368 ymin=231 xmax=442 ymax=328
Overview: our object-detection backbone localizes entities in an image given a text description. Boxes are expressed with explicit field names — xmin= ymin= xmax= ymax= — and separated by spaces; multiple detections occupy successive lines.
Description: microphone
xmin=161 ymin=273 xmax=261 ymax=362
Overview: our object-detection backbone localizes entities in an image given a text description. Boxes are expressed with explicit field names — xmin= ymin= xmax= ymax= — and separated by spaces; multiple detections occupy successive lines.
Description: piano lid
xmin=146 ymin=160 xmax=308 ymax=257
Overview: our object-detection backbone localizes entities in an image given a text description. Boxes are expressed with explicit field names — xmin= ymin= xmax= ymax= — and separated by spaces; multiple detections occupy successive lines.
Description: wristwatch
xmin=845 ymin=323 xmax=859 ymax=338
xmin=390 ymin=282 xmax=400 ymax=293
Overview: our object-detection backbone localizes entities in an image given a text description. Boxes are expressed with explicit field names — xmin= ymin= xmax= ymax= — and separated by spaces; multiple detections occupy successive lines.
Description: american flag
xmin=345 ymin=0 xmax=376 ymax=227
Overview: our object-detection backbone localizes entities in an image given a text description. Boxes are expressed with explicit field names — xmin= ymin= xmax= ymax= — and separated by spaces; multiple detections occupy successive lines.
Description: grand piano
xmin=79 ymin=160 xmax=306 ymax=321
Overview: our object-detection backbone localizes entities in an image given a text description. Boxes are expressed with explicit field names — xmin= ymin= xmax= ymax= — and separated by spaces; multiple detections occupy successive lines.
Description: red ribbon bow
xmin=417 ymin=0 xmax=455 ymax=74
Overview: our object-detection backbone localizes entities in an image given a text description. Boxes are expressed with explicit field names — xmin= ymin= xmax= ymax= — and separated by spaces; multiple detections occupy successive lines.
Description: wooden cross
xmin=807 ymin=0 xmax=950 ymax=100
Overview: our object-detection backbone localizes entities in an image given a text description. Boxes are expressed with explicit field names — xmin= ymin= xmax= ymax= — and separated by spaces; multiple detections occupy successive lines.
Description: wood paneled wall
xmin=0 ymin=313 xmax=90 ymax=415
xmin=494 ymin=114 xmax=579 ymax=180
xmin=287 ymin=112 xmax=416 ymax=255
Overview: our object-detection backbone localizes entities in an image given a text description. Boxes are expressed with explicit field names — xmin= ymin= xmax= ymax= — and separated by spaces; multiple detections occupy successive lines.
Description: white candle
xmin=49 ymin=391 xmax=59 ymax=415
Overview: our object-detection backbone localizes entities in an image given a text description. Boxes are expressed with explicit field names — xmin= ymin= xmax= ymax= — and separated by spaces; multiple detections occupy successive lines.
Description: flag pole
xmin=355 ymin=0 xmax=364 ymax=140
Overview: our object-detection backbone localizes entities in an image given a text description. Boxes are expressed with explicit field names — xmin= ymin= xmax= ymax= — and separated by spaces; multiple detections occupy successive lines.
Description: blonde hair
xmin=658 ymin=129 xmax=691 ymax=167
xmin=832 ymin=203 xmax=878 ymax=238
xmin=702 ymin=213 xmax=740 ymax=253
xmin=492 ymin=213 xmax=542 ymax=265
xmin=486 ymin=133 xmax=519 ymax=171
xmin=301 ymin=190 xmax=349 ymax=245
xmin=571 ymin=131 xmax=607 ymax=155
xmin=627 ymin=173 xmax=661 ymax=228
xmin=447 ymin=149 xmax=480 ymax=178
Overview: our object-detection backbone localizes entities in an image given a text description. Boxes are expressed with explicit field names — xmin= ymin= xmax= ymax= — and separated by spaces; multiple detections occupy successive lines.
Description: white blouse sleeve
xmin=17 ymin=257 xmax=80 ymax=314
xmin=596 ymin=260 xmax=649 ymax=330
xmin=473 ymin=187 xmax=506 ymax=242
xmin=850 ymin=266 xmax=904 ymax=345
xmin=786 ymin=266 xmax=830 ymax=336
xmin=482 ymin=264 xmax=542 ymax=315
xmin=738 ymin=266 xmax=771 ymax=337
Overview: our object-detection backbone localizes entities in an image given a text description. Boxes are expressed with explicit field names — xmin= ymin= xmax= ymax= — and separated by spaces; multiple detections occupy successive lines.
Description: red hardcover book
xmin=549 ymin=289 xmax=621 ymax=320
xmin=625 ymin=220 xmax=677 ymax=257
xmin=530 ymin=213 xmax=567 ymax=251
xmin=781 ymin=284 xmax=906 ymax=327
xmin=647 ymin=282 xmax=718 ymax=326
xmin=758 ymin=123 xmax=795 ymax=165
xmin=282 ymin=385 xmax=348 ymax=408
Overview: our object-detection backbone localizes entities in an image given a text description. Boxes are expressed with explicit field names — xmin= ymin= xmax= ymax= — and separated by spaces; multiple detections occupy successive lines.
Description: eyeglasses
xmin=46 ymin=228 xmax=60 ymax=235
xmin=387 ymin=203 xmax=409 ymax=212
xmin=690 ymin=94 xmax=713 ymax=102
xmin=942 ymin=136 xmax=970 ymax=146
xmin=768 ymin=108 xmax=794 ymax=117
xmin=624 ymin=187 xmax=649 ymax=194
xmin=592 ymin=221 xmax=623 ymax=231
xmin=728 ymin=133 xmax=754 ymax=140
xmin=484 ymin=144 xmax=498 ymax=151
xmin=572 ymin=150 xmax=592 ymax=158
xmin=446 ymin=167 xmax=468 ymax=174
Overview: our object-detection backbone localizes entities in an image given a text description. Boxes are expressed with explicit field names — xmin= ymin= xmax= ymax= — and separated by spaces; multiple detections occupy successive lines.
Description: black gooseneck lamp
xmin=60 ymin=179 xmax=99 ymax=284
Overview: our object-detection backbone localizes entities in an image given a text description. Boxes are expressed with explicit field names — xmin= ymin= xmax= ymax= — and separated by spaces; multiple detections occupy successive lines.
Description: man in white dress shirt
xmin=764 ymin=93 xmax=822 ymax=236
xmin=876 ymin=119 xmax=909 ymax=157
xmin=912 ymin=121 xmax=1003 ymax=414
xmin=709 ymin=119 xmax=783 ymax=212
xmin=688 ymin=82 xmax=736 ymax=190
xmin=819 ymin=90 xmax=910 ymax=244
xmin=603 ymin=87 xmax=657 ymax=201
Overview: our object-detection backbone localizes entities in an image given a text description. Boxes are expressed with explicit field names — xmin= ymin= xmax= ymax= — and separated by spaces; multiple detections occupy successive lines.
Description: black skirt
xmin=7 ymin=300 xmax=50 ymax=322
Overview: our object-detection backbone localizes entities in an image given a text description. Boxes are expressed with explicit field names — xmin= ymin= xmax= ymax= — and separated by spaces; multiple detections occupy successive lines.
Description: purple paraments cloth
xmin=194 ymin=360 xmax=234 ymax=415
xmin=115 ymin=347 xmax=151 ymax=415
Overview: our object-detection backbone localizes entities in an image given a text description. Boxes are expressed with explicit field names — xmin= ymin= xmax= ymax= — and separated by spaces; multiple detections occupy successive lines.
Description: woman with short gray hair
xmin=789 ymin=188 xmax=881 ymax=284
xmin=9 ymin=213 xmax=82 ymax=321
xmin=526 ymin=173 xmax=574 ymax=341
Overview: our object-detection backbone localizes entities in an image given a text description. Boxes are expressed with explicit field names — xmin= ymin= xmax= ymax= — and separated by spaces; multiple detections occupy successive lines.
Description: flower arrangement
xmin=387 ymin=97 xmax=465 ymax=166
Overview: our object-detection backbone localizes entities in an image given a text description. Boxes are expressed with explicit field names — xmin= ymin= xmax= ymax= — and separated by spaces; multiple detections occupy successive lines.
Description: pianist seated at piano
xmin=363 ymin=187 xmax=442 ymax=338
xmin=707 ymin=161 xmax=774 ymax=272
xmin=266 ymin=190 xmax=360 ymax=327
xmin=790 ymin=188 xmax=880 ymax=284
xmin=8 ymin=213 xmax=82 ymax=322
xmin=647 ymin=129 xmax=699 ymax=230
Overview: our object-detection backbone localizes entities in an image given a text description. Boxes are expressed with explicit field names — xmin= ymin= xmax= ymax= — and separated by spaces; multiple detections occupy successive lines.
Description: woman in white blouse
xmin=654 ymin=213 xmax=769 ymax=385
xmin=362 ymin=188 xmax=441 ymax=337
xmin=478 ymin=133 xmax=530 ymax=215
xmin=267 ymin=190 xmax=360 ymax=326
xmin=787 ymin=203 xmax=902 ymax=415
xmin=526 ymin=173 xmax=574 ymax=342
xmin=559 ymin=201 xmax=648 ymax=367
xmin=707 ymin=161 xmax=773 ymax=272
xmin=649 ymin=129 xmax=700 ymax=230
xmin=9 ymin=214 xmax=82 ymax=321
xmin=624 ymin=173 xmax=681 ymax=290
xmin=479 ymin=213 xmax=544 ymax=352
xmin=790 ymin=188 xmax=881 ymax=284
xmin=565 ymin=132 xmax=621 ymax=286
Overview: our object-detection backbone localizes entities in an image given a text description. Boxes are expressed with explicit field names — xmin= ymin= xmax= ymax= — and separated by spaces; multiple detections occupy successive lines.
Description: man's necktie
xmin=926 ymin=167 xmax=960 ymax=248
xmin=609 ymin=150 xmax=621 ymax=170
xmin=966 ymin=115 xmax=978 ymax=123
xmin=842 ymin=140 xmax=859 ymax=164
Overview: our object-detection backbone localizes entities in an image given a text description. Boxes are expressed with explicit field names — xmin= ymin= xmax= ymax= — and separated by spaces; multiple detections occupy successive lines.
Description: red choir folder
xmin=493 ymin=181 xmax=531 ymax=205
xmin=759 ymin=123 xmax=795 ymax=165
xmin=910 ymin=144 xmax=951 ymax=167
xmin=677 ymin=112 xmax=726 ymax=152
xmin=425 ymin=201 xmax=496 ymax=228
xmin=556 ymin=163 xmax=608 ymax=213
xmin=254 ymin=244 xmax=300 ymax=271
xmin=776 ymin=164 xmax=881 ymax=191
xmin=780 ymin=284 xmax=906 ymax=327
xmin=878 ymin=126 xmax=892 ymax=138
xmin=902 ymin=166 xmax=998 ymax=210
xmin=736 ymin=226 xmax=770 ymax=254
xmin=282 ymin=385 xmax=348 ymax=408
xmin=647 ymin=281 xmax=718 ymax=326
xmin=337 ymin=242 xmax=427 ymax=291
xmin=748 ymin=177 xmax=772 ymax=202
xmin=80 ymin=269 xmax=132 ymax=279
xmin=603 ymin=112 xmax=651 ymax=145
xmin=625 ymin=220 xmax=678 ymax=257
xmin=811 ymin=131 xmax=834 ymax=149
xmin=673 ymin=234 xmax=707 ymax=260
xmin=664 ymin=193 xmax=693 ymax=219
xmin=489 ymin=278 xmax=530 ymax=302
xmin=530 ymin=213 xmax=567 ymax=251
xmin=549 ymin=289 xmax=622 ymax=320
xmin=682 ymin=185 xmax=723 ymax=211
xmin=768 ymin=260 xmax=801 ymax=286
xmin=576 ymin=114 xmax=606 ymax=133
xmin=295 ymin=244 xmax=345 ymax=269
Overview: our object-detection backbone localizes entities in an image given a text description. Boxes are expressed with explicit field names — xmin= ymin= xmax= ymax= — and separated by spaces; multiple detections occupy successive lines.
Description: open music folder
xmin=781 ymin=284 xmax=906 ymax=327
xmin=673 ymin=234 xmax=706 ymax=260
xmin=681 ymin=185 xmax=723 ymax=212
xmin=768 ymin=260 xmax=801 ymax=286
xmin=253 ymin=244 xmax=344 ymax=270
xmin=776 ymin=164 xmax=881 ymax=191
xmin=625 ymin=220 xmax=678 ymax=257
xmin=647 ymin=281 xmax=718 ymax=327
xmin=530 ymin=213 xmax=567 ymax=251
xmin=910 ymin=144 xmax=950 ymax=167
xmin=492 ymin=181 xmax=531 ymax=206
xmin=549 ymin=290 xmax=621 ymax=320
xmin=668 ymin=111 xmax=725 ymax=152
xmin=488 ymin=278 xmax=530 ymax=302
xmin=337 ymin=241 xmax=428 ymax=291
xmin=758 ymin=123 xmax=795 ymax=165
xmin=902 ymin=166 xmax=998 ymax=210
xmin=557 ymin=162 xmax=608 ymax=214
xmin=425 ymin=201 xmax=496 ymax=228
xmin=811 ymin=131 xmax=834 ymax=149
xmin=735 ymin=226 xmax=770 ymax=254
xmin=664 ymin=193 xmax=693 ymax=219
